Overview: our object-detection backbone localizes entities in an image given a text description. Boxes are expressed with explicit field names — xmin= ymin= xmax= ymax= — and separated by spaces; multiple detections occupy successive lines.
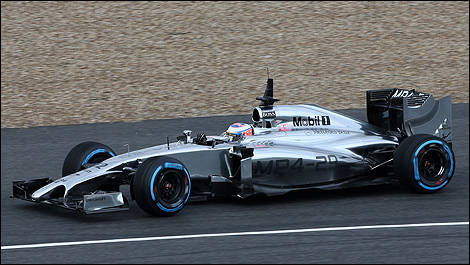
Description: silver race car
xmin=12 ymin=78 xmax=455 ymax=216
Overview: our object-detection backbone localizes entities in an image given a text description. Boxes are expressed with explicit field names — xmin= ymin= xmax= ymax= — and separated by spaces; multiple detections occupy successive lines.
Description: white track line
xmin=2 ymin=221 xmax=468 ymax=250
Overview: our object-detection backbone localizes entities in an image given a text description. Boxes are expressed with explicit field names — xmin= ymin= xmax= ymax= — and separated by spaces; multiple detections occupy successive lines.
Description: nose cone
xmin=32 ymin=182 xmax=66 ymax=200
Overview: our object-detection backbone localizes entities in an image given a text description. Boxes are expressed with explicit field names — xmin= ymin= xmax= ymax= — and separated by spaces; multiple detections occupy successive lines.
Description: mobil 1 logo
xmin=293 ymin=116 xmax=331 ymax=127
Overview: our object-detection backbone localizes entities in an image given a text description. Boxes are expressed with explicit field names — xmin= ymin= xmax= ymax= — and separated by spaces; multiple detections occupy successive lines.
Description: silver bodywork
xmin=31 ymin=104 xmax=398 ymax=202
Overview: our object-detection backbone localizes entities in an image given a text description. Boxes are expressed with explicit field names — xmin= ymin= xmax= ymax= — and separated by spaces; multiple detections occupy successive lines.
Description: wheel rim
xmin=414 ymin=141 xmax=453 ymax=189
xmin=156 ymin=170 xmax=186 ymax=209
xmin=418 ymin=148 xmax=446 ymax=181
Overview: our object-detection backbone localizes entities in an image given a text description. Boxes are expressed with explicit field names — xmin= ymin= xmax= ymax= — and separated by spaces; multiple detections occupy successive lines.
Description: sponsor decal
xmin=292 ymin=116 xmax=331 ymax=127
xmin=278 ymin=123 xmax=292 ymax=132
xmin=254 ymin=140 xmax=274 ymax=147
xmin=86 ymin=195 xmax=107 ymax=201
xmin=434 ymin=118 xmax=451 ymax=139
xmin=304 ymin=128 xmax=350 ymax=135
xmin=254 ymin=156 xmax=338 ymax=175
xmin=164 ymin=162 xmax=183 ymax=170
xmin=95 ymin=163 xmax=108 ymax=169
xmin=391 ymin=89 xmax=423 ymax=98
xmin=53 ymin=178 xmax=67 ymax=183
xmin=262 ymin=111 xmax=276 ymax=119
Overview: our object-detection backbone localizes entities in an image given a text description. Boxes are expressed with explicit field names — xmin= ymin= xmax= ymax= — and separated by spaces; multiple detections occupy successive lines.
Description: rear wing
xmin=366 ymin=89 xmax=452 ymax=143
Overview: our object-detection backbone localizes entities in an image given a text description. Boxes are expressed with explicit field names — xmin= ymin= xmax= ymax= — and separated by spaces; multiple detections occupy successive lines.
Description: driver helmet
xmin=225 ymin=123 xmax=254 ymax=140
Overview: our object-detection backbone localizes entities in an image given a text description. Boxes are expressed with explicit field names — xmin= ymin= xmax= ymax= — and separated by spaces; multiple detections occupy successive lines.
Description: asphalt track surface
xmin=1 ymin=104 xmax=468 ymax=264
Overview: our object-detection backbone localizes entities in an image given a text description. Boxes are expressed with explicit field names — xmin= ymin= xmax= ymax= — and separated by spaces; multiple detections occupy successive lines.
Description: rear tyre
xmin=133 ymin=156 xmax=191 ymax=217
xmin=394 ymin=134 xmax=455 ymax=193
xmin=62 ymin=141 xmax=116 ymax=176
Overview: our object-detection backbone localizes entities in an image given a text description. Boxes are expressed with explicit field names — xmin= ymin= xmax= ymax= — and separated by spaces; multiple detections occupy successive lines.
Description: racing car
xmin=12 ymin=77 xmax=455 ymax=216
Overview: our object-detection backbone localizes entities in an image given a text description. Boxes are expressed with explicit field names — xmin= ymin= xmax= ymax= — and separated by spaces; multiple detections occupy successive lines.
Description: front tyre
xmin=62 ymin=141 xmax=116 ymax=176
xmin=133 ymin=156 xmax=191 ymax=216
xmin=394 ymin=134 xmax=455 ymax=193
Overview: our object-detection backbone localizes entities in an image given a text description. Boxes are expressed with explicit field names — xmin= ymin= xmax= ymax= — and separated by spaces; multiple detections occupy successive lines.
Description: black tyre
xmin=394 ymin=134 xmax=455 ymax=193
xmin=62 ymin=141 xmax=116 ymax=176
xmin=133 ymin=156 xmax=191 ymax=217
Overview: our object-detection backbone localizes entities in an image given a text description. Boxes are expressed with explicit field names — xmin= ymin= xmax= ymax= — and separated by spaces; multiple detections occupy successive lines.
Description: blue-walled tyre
xmin=62 ymin=141 xmax=116 ymax=177
xmin=133 ymin=156 xmax=191 ymax=217
xmin=394 ymin=134 xmax=455 ymax=193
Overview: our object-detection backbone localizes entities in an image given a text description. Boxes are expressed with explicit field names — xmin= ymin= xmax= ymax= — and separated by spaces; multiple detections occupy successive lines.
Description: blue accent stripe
xmin=413 ymin=140 xmax=454 ymax=190
xmin=442 ymin=144 xmax=454 ymax=178
xmin=82 ymin=149 xmax=115 ymax=165
xmin=418 ymin=179 xmax=449 ymax=190
xmin=150 ymin=166 xmax=162 ymax=201
xmin=150 ymin=163 xmax=191 ymax=212
xmin=157 ymin=202 xmax=184 ymax=212
xmin=184 ymin=168 xmax=191 ymax=204
xmin=164 ymin=162 xmax=183 ymax=170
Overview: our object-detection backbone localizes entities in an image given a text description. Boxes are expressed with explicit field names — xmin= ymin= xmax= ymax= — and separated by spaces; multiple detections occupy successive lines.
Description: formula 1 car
xmin=12 ymin=78 xmax=455 ymax=216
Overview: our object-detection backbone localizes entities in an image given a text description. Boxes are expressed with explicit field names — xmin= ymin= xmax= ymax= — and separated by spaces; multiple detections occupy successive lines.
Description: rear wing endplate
xmin=367 ymin=89 xmax=452 ymax=143
xmin=403 ymin=94 xmax=452 ymax=142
